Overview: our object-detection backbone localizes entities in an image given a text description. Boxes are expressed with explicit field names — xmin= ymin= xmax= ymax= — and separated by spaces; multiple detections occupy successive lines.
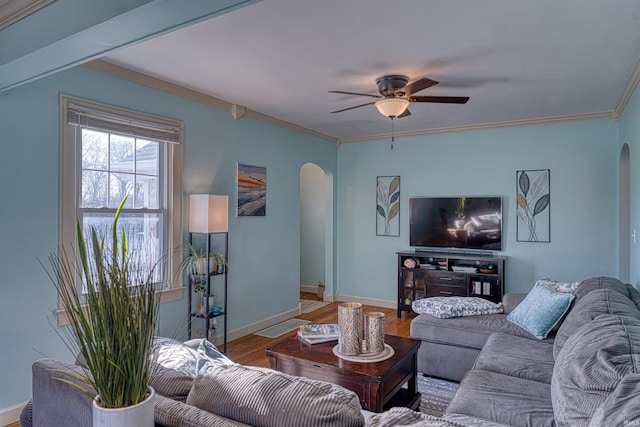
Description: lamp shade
xmin=189 ymin=194 xmax=228 ymax=233
xmin=375 ymin=98 xmax=410 ymax=117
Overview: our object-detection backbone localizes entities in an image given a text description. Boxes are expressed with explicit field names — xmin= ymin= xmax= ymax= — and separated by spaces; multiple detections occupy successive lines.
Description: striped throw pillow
xmin=186 ymin=364 xmax=364 ymax=427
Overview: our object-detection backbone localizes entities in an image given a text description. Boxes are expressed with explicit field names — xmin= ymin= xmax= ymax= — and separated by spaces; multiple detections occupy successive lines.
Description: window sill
xmin=56 ymin=286 xmax=186 ymax=327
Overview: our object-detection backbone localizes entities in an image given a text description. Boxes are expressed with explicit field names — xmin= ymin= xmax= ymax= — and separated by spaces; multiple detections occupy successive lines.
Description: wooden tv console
xmin=397 ymin=250 xmax=505 ymax=317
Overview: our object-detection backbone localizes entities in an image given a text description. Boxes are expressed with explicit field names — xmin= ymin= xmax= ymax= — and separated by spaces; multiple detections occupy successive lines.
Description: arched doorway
xmin=300 ymin=163 xmax=328 ymax=299
xmin=619 ymin=143 xmax=631 ymax=282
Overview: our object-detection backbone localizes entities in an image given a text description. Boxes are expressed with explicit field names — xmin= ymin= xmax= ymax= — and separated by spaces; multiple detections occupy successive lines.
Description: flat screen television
xmin=409 ymin=196 xmax=502 ymax=250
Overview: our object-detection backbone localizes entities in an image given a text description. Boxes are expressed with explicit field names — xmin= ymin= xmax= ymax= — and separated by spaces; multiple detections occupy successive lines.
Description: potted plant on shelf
xmin=46 ymin=195 xmax=158 ymax=426
xmin=176 ymin=241 xmax=227 ymax=278
xmin=176 ymin=241 xmax=227 ymax=309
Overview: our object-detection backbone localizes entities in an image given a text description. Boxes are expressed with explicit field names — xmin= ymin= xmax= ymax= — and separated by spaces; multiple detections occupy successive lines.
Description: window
xmin=58 ymin=95 xmax=183 ymax=323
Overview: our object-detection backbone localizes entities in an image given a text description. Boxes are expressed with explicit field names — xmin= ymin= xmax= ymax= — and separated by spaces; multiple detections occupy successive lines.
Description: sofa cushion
xmin=154 ymin=393 xmax=252 ymax=426
xmin=502 ymin=292 xmax=528 ymax=314
xmin=412 ymin=297 xmax=503 ymax=318
xmin=473 ymin=332 xmax=555 ymax=383
xmin=552 ymin=314 xmax=640 ymax=427
xmin=411 ymin=312 xmax=550 ymax=350
xmin=572 ymin=276 xmax=628 ymax=301
xmin=627 ymin=283 xmax=640 ymax=310
xmin=31 ymin=359 xmax=94 ymax=427
xmin=553 ymin=289 xmax=640 ymax=360
xmin=150 ymin=365 xmax=195 ymax=402
xmin=588 ymin=373 xmax=640 ymax=427
xmin=445 ymin=370 xmax=554 ymax=426
xmin=507 ymin=281 xmax=574 ymax=339
xmin=362 ymin=407 xmax=465 ymax=426
xmin=186 ymin=364 xmax=365 ymax=427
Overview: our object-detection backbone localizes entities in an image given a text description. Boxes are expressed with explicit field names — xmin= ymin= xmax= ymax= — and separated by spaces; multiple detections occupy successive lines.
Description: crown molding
xmin=0 ymin=0 xmax=54 ymax=30
xmin=614 ymin=56 xmax=640 ymax=117
xmin=84 ymin=60 xmax=620 ymax=147
xmin=83 ymin=60 xmax=338 ymax=144
xmin=337 ymin=111 xmax=617 ymax=144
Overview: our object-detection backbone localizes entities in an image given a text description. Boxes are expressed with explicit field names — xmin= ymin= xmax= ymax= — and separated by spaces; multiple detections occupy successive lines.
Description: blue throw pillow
xmin=507 ymin=282 xmax=574 ymax=339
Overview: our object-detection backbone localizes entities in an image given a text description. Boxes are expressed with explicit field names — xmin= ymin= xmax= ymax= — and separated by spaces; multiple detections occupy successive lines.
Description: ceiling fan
xmin=329 ymin=74 xmax=469 ymax=118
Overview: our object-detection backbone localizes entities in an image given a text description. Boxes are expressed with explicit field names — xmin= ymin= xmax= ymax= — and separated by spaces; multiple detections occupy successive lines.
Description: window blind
xmin=66 ymin=103 xmax=181 ymax=144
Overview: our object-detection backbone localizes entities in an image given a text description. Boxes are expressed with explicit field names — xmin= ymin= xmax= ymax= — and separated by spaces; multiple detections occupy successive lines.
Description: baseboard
xmin=335 ymin=293 xmax=396 ymax=309
xmin=300 ymin=284 xmax=317 ymax=293
xmin=0 ymin=401 xmax=26 ymax=425
xmin=301 ymin=284 xmax=333 ymax=302
xmin=224 ymin=307 xmax=300 ymax=343
xmin=212 ymin=295 xmax=391 ymax=345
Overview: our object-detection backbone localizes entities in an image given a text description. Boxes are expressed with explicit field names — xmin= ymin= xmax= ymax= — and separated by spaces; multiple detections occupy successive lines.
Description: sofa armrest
xmin=31 ymin=358 xmax=95 ymax=427
xmin=154 ymin=393 xmax=251 ymax=427
xmin=502 ymin=293 xmax=528 ymax=314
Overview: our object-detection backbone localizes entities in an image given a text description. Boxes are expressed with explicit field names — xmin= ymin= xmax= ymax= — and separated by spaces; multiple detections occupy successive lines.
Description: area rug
xmin=300 ymin=299 xmax=330 ymax=314
xmin=417 ymin=375 xmax=459 ymax=417
xmin=254 ymin=319 xmax=310 ymax=338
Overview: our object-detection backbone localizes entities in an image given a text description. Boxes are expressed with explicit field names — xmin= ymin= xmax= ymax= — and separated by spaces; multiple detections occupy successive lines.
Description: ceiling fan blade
xmin=397 ymin=108 xmax=411 ymax=118
xmin=328 ymin=90 xmax=381 ymax=99
xmin=404 ymin=78 xmax=439 ymax=95
xmin=409 ymin=95 xmax=470 ymax=104
xmin=330 ymin=101 xmax=376 ymax=113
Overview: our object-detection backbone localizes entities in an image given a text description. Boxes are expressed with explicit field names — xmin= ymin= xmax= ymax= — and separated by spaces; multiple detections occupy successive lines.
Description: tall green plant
xmin=47 ymin=195 xmax=159 ymax=408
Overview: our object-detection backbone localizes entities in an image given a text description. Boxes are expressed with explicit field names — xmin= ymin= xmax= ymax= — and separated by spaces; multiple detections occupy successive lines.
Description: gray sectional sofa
xmin=412 ymin=276 xmax=640 ymax=426
xmin=21 ymin=344 xmax=460 ymax=427
xmin=21 ymin=276 xmax=640 ymax=426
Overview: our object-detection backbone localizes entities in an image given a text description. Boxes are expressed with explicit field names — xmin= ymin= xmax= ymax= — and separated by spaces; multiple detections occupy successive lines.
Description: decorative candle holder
xmin=338 ymin=302 xmax=362 ymax=356
xmin=364 ymin=312 xmax=385 ymax=354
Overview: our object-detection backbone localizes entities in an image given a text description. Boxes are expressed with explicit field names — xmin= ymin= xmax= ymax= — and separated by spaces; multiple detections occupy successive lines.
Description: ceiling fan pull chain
xmin=391 ymin=117 xmax=395 ymax=149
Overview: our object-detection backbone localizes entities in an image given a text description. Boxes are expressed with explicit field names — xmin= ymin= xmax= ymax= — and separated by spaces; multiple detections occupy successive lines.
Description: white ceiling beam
xmin=0 ymin=0 xmax=261 ymax=93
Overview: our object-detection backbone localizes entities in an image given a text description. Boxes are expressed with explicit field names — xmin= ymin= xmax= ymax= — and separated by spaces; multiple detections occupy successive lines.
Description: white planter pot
xmin=195 ymin=257 xmax=217 ymax=275
xmin=93 ymin=387 xmax=155 ymax=427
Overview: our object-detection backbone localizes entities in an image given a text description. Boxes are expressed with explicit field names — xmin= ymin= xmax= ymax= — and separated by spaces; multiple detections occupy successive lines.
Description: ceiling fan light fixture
xmin=375 ymin=98 xmax=410 ymax=118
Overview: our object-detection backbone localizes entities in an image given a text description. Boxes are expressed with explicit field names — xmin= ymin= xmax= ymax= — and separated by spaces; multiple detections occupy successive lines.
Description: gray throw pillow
xmin=186 ymin=364 xmax=365 ymax=427
xmin=552 ymin=314 xmax=640 ymax=427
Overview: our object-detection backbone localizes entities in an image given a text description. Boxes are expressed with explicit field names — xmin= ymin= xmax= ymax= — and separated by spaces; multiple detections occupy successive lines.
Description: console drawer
xmin=427 ymin=284 xmax=467 ymax=298
xmin=426 ymin=271 xmax=466 ymax=288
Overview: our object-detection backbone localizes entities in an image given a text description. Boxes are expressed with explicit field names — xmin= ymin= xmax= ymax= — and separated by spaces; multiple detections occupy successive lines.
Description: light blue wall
xmin=337 ymin=119 xmax=620 ymax=300
xmin=0 ymin=65 xmax=336 ymax=409
xmin=620 ymin=83 xmax=640 ymax=287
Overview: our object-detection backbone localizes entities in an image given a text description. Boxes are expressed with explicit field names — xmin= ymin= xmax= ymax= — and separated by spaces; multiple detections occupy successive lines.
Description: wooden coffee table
xmin=266 ymin=334 xmax=421 ymax=413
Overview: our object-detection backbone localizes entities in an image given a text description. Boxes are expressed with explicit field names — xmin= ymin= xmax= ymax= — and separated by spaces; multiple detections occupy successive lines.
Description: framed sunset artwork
xmin=237 ymin=163 xmax=266 ymax=216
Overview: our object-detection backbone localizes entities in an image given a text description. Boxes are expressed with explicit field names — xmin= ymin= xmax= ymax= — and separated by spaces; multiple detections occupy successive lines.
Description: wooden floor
xmin=227 ymin=291 xmax=416 ymax=367
xmin=6 ymin=292 xmax=415 ymax=427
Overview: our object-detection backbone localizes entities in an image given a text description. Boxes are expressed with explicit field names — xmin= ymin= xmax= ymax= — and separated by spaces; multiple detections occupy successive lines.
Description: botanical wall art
xmin=516 ymin=169 xmax=550 ymax=242
xmin=237 ymin=163 xmax=266 ymax=216
xmin=376 ymin=176 xmax=400 ymax=236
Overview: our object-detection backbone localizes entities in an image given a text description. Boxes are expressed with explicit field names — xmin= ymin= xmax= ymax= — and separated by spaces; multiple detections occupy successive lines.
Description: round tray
xmin=332 ymin=343 xmax=395 ymax=363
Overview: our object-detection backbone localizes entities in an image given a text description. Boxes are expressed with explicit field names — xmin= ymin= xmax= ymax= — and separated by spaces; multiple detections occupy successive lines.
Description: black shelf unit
xmin=397 ymin=250 xmax=505 ymax=317
xmin=187 ymin=231 xmax=228 ymax=353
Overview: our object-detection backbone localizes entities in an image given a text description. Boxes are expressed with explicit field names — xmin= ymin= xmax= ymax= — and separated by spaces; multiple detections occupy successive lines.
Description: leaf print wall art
xmin=376 ymin=176 xmax=400 ymax=236
xmin=517 ymin=169 xmax=550 ymax=242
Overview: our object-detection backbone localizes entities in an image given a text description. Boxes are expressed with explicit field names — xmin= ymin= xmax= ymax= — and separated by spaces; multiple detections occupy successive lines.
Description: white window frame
xmin=58 ymin=94 xmax=184 ymax=326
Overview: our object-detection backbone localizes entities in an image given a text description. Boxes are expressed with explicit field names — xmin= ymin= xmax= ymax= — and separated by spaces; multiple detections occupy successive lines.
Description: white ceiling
xmin=102 ymin=0 xmax=640 ymax=142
